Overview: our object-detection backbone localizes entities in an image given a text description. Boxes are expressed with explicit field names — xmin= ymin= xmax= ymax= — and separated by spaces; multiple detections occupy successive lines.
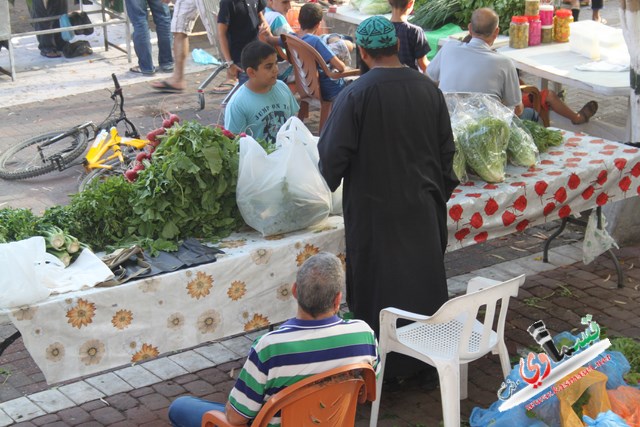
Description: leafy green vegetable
xmin=507 ymin=119 xmax=539 ymax=167
xmin=0 ymin=208 xmax=39 ymax=242
xmin=457 ymin=117 xmax=510 ymax=183
xmin=452 ymin=137 xmax=468 ymax=182
xmin=610 ymin=337 xmax=640 ymax=385
xmin=127 ymin=121 xmax=242 ymax=250
xmin=411 ymin=0 xmax=524 ymax=33
xmin=521 ymin=120 xmax=564 ymax=153
xmin=1 ymin=122 xmax=243 ymax=254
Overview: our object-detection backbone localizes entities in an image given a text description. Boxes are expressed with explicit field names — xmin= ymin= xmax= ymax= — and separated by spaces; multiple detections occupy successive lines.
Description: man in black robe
xmin=317 ymin=16 xmax=459 ymax=379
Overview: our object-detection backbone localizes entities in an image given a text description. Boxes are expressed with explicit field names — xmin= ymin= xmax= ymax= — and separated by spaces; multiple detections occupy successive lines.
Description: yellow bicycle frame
xmin=83 ymin=127 xmax=148 ymax=172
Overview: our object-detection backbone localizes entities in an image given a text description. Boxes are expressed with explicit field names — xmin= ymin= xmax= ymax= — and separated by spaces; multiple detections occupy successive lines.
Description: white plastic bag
xmin=583 ymin=210 xmax=619 ymax=264
xmin=0 ymin=236 xmax=55 ymax=308
xmin=236 ymin=132 xmax=332 ymax=236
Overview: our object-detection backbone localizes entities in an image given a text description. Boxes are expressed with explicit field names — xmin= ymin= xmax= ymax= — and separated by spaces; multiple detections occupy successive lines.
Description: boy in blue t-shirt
xmin=224 ymin=41 xmax=299 ymax=142
xmin=389 ymin=0 xmax=430 ymax=73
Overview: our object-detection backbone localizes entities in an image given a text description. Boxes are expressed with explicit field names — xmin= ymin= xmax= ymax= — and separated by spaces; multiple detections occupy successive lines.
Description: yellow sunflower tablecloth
xmin=8 ymin=216 xmax=346 ymax=384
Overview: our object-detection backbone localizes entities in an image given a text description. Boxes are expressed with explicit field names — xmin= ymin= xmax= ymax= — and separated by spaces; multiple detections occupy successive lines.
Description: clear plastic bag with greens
xmin=508 ymin=116 xmax=540 ymax=167
xmin=236 ymin=135 xmax=332 ymax=237
xmin=444 ymin=93 xmax=514 ymax=183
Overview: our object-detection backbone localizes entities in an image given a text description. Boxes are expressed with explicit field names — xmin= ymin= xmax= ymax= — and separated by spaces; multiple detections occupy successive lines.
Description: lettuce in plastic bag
xmin=358 ymin=0 xmax=391 ymax=14
xmin=507 ymin=117 xmax=539 ymax=167
xmin=457 ymin=117 xmax=509 ymax=183
xmin=452 ymin=135 xmax=468 ymax=183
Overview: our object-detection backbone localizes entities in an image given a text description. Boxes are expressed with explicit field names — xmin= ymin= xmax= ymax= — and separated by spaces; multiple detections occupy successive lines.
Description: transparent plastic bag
xmin=236 ymin=134 xmax=332 ymax=236
xmin=583 ymin=210 xmax=619 ymax=265
xmin=583 ymin=410 xmax=631 ymax=427
xmin=444 ymin=93 xmax=515 ymax=183
xmin=508 ymin=116 xmax=540 ymax=167
xmin=607 ymin=386 xmax=640 ymax=427
xmin=192 ymin=48 xmax=220 ymax=65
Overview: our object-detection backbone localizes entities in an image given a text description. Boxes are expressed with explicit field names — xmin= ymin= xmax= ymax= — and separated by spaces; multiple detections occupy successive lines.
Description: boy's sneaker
xmin=160 ymin=65 xmax=174 ymax=73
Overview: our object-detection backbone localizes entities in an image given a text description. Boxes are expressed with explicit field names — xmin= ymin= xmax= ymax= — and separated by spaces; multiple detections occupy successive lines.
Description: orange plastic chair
xmin=201 ymin=362 xmax=376 ymax=427
xmin=280 ymin=33 xmax=360 ymax=132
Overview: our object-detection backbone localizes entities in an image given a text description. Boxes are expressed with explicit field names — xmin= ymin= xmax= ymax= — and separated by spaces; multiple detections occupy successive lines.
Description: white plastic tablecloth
xmin=446 ymin=130 xmax=640 ymax=251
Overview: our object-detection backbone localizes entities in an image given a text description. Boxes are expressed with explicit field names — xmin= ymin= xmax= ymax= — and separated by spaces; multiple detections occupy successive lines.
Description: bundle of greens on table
xmin=0 ymin=208 xmax=85 ymax=267
xmin=1 ymin=121 xmax=244 ymax=255
xmin=445 ymin=93 xmax=550 ymax=183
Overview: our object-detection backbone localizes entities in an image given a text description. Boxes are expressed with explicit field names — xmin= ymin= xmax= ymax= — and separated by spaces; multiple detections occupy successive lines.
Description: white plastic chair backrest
xmin=430 ymin=274 xmax=524 ymax=360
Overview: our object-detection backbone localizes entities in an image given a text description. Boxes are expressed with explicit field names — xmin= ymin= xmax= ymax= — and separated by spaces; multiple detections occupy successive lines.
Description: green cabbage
xmin=457 ymin=117 xmax=509 ymax=183
xmin=507 ymin=119 xmax=539 ymax=167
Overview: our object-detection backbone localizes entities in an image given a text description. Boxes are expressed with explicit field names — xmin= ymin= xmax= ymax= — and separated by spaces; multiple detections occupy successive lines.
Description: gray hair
xmin=470 ymin=8 xmax=499 ymax=37
xmin=296 ymin=252 xmax=344 ymax=317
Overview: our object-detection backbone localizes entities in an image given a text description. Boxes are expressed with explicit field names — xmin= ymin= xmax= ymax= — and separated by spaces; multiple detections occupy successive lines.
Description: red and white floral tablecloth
xmin=6 ymin=217 xmax=346 ymax=384
xmin=446 ymin=130 xmax=640 ymax=251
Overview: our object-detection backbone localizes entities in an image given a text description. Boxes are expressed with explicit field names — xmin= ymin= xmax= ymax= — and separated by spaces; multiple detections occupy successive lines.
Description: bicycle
xmin=0 ymin=74 xmax=148 ymax=188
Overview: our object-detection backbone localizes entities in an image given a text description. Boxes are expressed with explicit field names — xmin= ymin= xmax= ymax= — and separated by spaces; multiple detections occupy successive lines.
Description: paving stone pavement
xmin=1 ymin=3 xmax=638 ymax=426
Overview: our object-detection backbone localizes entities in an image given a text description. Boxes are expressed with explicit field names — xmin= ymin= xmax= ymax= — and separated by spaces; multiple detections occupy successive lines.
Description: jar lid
xmin=511 ymin=16 xmax=529 ymax=23
xmin=540 ymin=4 xmax=554 ymax=9
xmin=555 ymin=8 xmax=572 ymax=17
xmin=526 ymin=15 xmax=541 ymax=21
xmin=541 ymin=24 xmax=553 ymax=28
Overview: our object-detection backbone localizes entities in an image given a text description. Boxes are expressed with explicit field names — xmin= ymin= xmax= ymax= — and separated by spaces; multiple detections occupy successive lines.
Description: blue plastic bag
xmin=583 ymin=410 xmax=630 ymax=426
xmin=191 ymin=48 xmax=220 ymax=65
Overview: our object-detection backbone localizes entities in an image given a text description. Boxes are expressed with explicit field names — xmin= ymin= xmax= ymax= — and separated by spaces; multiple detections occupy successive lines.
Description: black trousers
xmin=30 ymin=0 xmax=68 ymax=53
xmin=591 ymin=0 xmax=603 ymax=9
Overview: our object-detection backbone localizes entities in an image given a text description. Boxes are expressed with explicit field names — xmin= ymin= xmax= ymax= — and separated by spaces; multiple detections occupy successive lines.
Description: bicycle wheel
xmin=78 ymin=157 xmax=129 ymax=192
xmin=0 ymin=129 xmax=89 ymax=180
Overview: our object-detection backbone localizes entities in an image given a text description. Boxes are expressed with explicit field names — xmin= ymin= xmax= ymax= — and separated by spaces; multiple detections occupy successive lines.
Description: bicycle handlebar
xmin=111 ymin=73 xmax=121 ymax=92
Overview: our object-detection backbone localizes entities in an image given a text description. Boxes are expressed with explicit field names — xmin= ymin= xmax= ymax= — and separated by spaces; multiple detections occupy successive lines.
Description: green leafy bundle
xmin=507 ymin=119 xmax=539 ymax=167
xmin=411 ymin=0 xmax=524 ymax=33
xmin=610 ymin=337 xmax=640 ymax=385
xmin=65 ymin=175 xmax=136 ymax=250
xmin=127 ymin=121 xmax=242 ymax=249
xmin=457 ymin=117 xmax=510 ymax=183
xmin=521 ymin=120 xmax=564 ymax=153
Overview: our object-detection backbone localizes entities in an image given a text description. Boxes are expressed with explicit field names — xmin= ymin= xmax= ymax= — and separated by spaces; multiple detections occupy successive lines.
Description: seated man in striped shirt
xmin=167 ymin=252 xmax=380 ymax=427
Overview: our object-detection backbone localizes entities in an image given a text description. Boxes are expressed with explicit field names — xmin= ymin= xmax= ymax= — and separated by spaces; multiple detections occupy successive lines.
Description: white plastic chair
xmin=369 ymin=274 xmax=525 ymax=427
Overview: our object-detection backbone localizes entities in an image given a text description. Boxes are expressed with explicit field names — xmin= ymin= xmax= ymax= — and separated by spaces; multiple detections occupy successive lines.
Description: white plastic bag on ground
xmin=236 ymin=132 xmax=332 ymax=236
xmin=0 ymin=236 xmax=54 ymax=308
xmin=583 ymin=210 xmax=619 ymax=264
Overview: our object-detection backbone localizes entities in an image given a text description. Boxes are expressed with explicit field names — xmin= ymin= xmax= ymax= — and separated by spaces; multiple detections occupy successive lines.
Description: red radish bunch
xmin=124 ymin=161 xmax=145 ymax=182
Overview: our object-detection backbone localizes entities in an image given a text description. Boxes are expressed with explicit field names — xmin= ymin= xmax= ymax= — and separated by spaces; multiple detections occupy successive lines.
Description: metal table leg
xmin=0 ymin=331 xmax=21 ymax=356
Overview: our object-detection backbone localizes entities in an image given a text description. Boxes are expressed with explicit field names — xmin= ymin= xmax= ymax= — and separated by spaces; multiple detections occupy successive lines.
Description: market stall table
xmin=3 ymin=131 xmax=640 ymax=385
xmin=497 ymin=38 xmax=632 ymax=141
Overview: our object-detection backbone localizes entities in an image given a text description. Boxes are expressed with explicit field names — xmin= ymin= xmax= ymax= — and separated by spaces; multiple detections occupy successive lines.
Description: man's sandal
xmin=573 ymin=100 xmax=598 ymax=124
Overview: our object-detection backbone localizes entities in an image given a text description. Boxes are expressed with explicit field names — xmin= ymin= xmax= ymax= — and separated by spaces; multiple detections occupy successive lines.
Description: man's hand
xmin=226 ymin=64 xmax=242 ymax=80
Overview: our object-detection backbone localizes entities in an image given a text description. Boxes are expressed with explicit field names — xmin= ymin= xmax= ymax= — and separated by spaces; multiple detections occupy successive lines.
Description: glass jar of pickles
xmin=509 ymin=16 xmax=529 ymax=49
xmin=527 ymin=15 xmax=541 ymax=46
xmin=541 ymin=25 xmax=553 ymax=43
xmin=553 ymin=9 xmax=573 ymax=42
xmin=524 ymin=0 xmax=540 ymax=17
xmin=539 ymin=4 xmax=554 ymax=25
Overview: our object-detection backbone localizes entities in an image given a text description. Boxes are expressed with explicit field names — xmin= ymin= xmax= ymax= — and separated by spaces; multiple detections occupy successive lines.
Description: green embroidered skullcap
xmin=356 ymin=16 xmax=397 ymax=49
